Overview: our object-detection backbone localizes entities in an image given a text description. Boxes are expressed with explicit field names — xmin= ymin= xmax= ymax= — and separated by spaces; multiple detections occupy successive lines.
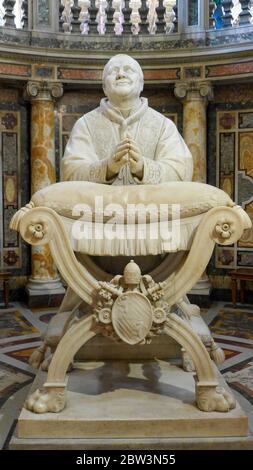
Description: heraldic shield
xmin=111 ymin=291 xmax=153 ymax=345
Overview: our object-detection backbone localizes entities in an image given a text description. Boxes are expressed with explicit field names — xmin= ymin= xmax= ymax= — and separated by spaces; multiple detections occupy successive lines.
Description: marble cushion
xmin=31 ymin=181 xmax=234 ymax=223
xmin=30 ymin=181 xmax=234 ymax=255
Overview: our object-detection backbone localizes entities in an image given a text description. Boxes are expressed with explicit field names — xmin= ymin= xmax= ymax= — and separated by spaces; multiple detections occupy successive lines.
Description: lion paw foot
xmin=24 ymin=387 xmax=66 ymax=413
xmin=197 ymin=385 xmax=236 ymax=412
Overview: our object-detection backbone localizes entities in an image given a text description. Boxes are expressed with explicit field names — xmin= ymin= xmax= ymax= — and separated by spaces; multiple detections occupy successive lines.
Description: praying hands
xmin=106 ymin=136 xmax=144 ymax=181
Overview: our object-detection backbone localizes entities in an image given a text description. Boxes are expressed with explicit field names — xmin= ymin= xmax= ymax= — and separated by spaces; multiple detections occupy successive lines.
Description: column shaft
xmin=26 ymin=81 xmax=64 ymax=306
xmin=175 ymin=81 xmax=213 ymax=304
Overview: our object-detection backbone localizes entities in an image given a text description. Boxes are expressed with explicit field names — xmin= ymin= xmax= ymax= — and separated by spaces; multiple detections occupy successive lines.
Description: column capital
xmin=25 ymin=81 xmax=64 ymax=102
xmin=174 ymin=80 xmax=213 ymax=103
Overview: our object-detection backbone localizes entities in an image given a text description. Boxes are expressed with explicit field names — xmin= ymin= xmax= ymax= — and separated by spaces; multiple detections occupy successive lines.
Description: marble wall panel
xmin=209 ymin=104 xmax=253 ymax=279
xmin=239 ymin=132 xmax=253 ymax=178
xmin=0 ymin=93 xmax=30 ymax=282
xmin=215 ymin=248 xmax=236 ymax=269
xmin=239 ymin=112 xmax=253 ymax=129
xmin=237 ymin=251 xmax=253 ymax=267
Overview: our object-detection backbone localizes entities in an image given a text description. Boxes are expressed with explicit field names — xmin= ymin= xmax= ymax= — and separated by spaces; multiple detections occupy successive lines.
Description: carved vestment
xmin=61 ymin=98 xmax=193 ymax=185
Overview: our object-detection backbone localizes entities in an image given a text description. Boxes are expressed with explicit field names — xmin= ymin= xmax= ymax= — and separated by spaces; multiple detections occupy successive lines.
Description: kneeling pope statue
xmin=61 ymin=54 xmax=193 ymax=186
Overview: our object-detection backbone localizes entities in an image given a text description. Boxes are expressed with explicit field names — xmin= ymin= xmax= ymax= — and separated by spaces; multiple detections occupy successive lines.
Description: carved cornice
xmin=174 ymin=81 xmax=214 ymax=103
xmin=25 ymin=81 xmax=63 ymax=101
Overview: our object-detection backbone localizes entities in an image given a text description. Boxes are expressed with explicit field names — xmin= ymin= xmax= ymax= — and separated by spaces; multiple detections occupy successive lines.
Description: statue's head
xmin=102 ymin=54 xmax=144 ymax=104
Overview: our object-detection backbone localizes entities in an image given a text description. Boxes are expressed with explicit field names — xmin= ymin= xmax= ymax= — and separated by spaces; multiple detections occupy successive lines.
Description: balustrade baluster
xmin=138 ymin=0 xmax=149 ymax=34
xmin=221 ymin=0 xmax=233 ymax=27
xmin=122 ymin=0 xmax=132 ymax=34
xmin=105 ymin=0 xmax=115 ymax=34
xmin=21 ymin=0 xmax=28 ymax=29
xmin=59 ymin=0 xmax=65 ymax=32
xmin=209 ymin=1 xmax=216 ymax=28
xmin=155 ymin=0 xmax=166 ymax=34
xmin=172 ymin=2 xmax=178 ymax=32
xmin=3 ymin=0 xmax=16 ymax=28
xmin=71 ymin=0 xmax=81 ymax=32
xmin=239 ymin=0 xmax=252 ymax=25
xmin=88 ymin=0 xmax=99 ymax=34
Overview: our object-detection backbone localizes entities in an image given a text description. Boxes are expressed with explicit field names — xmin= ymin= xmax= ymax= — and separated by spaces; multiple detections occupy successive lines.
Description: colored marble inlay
xmin=220 ymin=133 xmax=235 ymax=173
xmin=3 ymin=207 xmax=18 ymax=247
xmin=239 ymin=112 xmax=253 ymax=129
xmin=3 ymin=175 xmax=17 ymax=206
xmin=58 ymin=68 xmax=102 ymax=81
xmin=6 ymin=347 xmax=38 ymax=364
xmin=223 ymin=358 xmax=253 ymax=405
xmin=184 ymin=67 xmax=202 ymax=79
xmin=207 ymin=61 xmax=253 ymax=78
xmin=237 ymin=251 xmax=253 ymax=267
xmin=220 ymin=174 xmax=234 ymax=199
xmin=239 ymin=203 xmax=253 ymax=248
xmin=1 ymin=113 xmax=17 ymax=130
xmin=0 ymin=361 xmax=33 ymax=408
xmin=0 ymin=311 xmax=38 ymax=339
xmin=0 ymin=63 xmax=31 ymax=77
xmin=34 ymin=66 xmax=54 ymax=79
xmin=239 ymin=132 xmax=253 ymax=178
xmin=144 ymin=69 xmax=180 ymax=80
xmin=210 ymin=308 xmax=253 ymax=340
xmin=219 ymin=112 xmax=236 ymax=131
xmin=3 ymin=248 xmax=19 ymax=267
xmin=2 ymin=133 xmax=18 ymax=172
xmin=215 ymin=248 xmax=235 ymax=268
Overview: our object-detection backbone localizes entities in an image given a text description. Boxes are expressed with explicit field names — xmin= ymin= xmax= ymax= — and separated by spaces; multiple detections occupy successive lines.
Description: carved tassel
xmin=29 ymin=343 xmax=48 ymax=369
xmin=210 ymin=340 xmax=225 ymax=365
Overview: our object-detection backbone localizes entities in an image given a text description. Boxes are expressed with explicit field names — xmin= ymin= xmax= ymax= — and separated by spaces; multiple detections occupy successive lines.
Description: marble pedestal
xmin=10 ymin=359 xmax=252 ymax=450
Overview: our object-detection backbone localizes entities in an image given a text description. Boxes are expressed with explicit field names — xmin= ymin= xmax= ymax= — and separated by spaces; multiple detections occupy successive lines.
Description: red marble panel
xmin=58 ymin=68 xmax=102 ymax=80
xmin=58 ymin=67 xmax=180 ymax=81
xmin=207 ymin=61 xmax=253 ymax=78
xmin=143 ymin=69 xmax=180 ymax=80
xmin=0 ymin=63 xmax=31 ymax=77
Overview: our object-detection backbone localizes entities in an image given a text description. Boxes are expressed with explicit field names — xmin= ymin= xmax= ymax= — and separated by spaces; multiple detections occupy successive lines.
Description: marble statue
xmin=10 ymin=54 xmax=252 ymax=416
xmin=61 ymin=54 xmax=193 ymax=186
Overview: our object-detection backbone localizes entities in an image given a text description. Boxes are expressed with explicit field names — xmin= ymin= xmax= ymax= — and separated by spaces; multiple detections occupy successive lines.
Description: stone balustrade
xmin=0 ymin=0 xmax=252 ymax=35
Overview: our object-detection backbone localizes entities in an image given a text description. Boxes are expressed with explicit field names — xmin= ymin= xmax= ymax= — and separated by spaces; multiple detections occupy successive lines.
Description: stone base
xmin=75 ymin=334 xmax=181 ymax=361
xmin=26 ymin=278 xmax=65 ymax=308
xmin=14 ymin=360 xmax=248 ymax=447
xmin=10 ymin=432 xmax=253 ymax=450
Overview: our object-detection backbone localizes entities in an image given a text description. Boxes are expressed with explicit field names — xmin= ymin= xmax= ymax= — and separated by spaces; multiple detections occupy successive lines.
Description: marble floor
xmin=0 ymin=301 xmax=253 ymax=449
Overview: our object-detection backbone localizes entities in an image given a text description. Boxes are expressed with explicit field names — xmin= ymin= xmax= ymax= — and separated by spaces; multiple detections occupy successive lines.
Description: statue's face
xmin=103 ymin=55 xmax=143 ymax=102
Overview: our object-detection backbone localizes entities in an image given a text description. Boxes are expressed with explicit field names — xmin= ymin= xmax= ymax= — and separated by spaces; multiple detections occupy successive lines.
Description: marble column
xmin=175 ymin=80 xmax=213 ymax=182
xmin=175 ymin=81 xmax=213 ymax=303
xmin=25 ymin=81 xmax=65 ymax=307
